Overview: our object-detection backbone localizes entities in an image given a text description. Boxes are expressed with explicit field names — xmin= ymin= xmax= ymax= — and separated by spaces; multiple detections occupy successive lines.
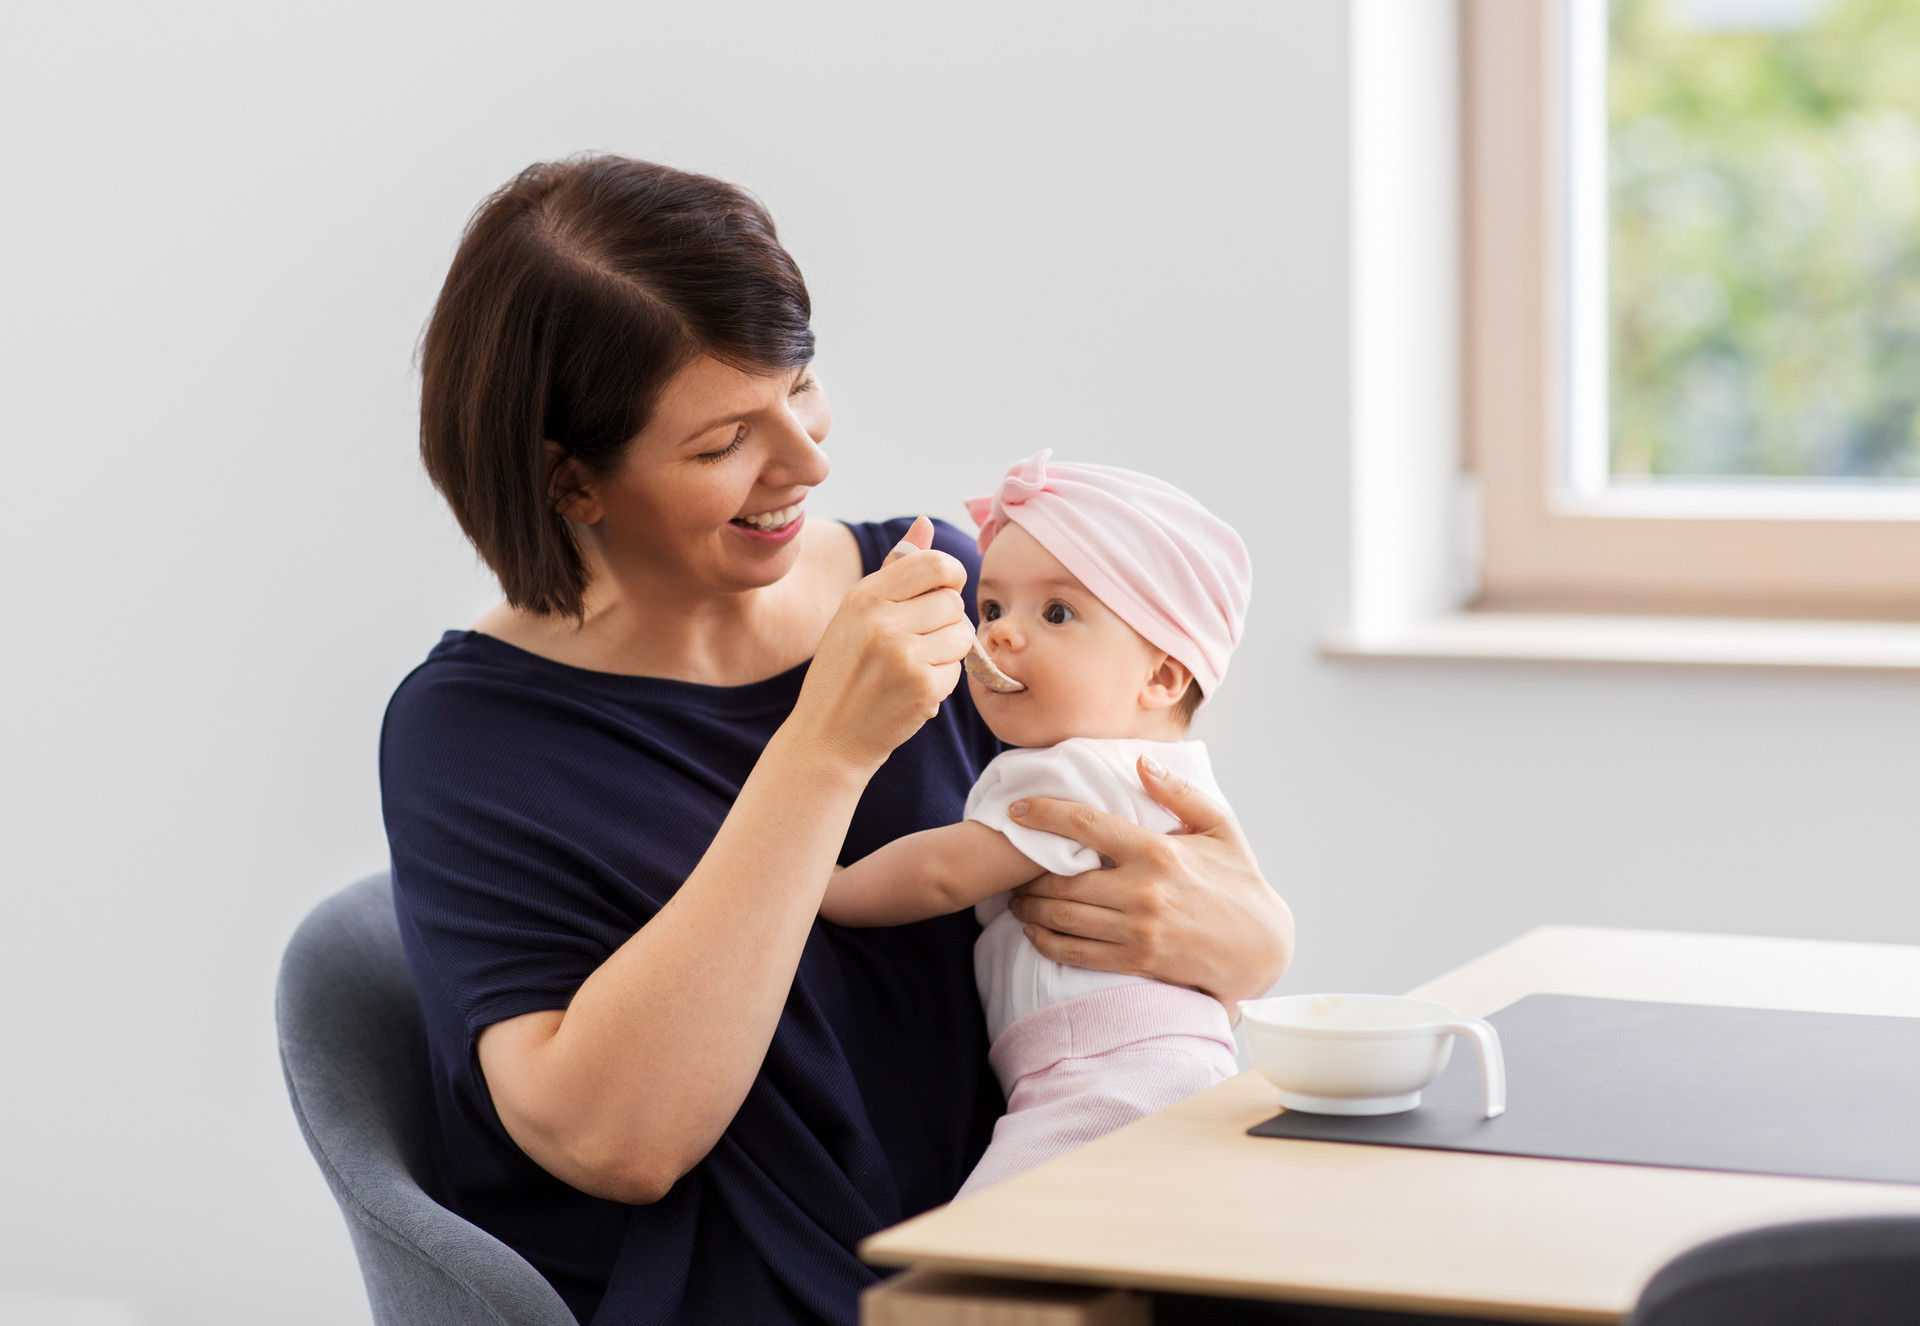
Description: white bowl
xmin=1239 ymin=993 xmax=1506 ymax=1118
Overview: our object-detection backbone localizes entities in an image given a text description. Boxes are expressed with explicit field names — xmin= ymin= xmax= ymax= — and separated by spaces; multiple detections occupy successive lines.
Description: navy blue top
xmin=380 ymin=519 xmax=1004 ymax=1326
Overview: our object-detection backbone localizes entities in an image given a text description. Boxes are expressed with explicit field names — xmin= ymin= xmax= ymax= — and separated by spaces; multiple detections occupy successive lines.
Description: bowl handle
xmin=1439 ymin=1019 xmax=1507 ymax=1119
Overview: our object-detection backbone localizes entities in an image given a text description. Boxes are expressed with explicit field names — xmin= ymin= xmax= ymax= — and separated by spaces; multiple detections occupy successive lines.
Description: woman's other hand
xmin=1005 ymin=754 xmax=1294 ymax=1009
xmin=791 ymin=515 xmax=973 ymax=774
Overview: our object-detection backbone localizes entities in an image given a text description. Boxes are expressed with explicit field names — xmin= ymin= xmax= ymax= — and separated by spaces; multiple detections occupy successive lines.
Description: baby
xmin=821 ymin=449 xmax=1252 ymax=1196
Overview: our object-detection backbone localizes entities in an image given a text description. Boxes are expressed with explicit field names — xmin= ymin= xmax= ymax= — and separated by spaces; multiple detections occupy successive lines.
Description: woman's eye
xmin=1043 ymin=602 xmax=1074 ymax=626
xmin=790 ymin=373 xmax=817 ymax=396
xmin=981 ymin=602 xmax=1002 ymax=622
xmin=697 ymin=428 xmax=747 ymax=463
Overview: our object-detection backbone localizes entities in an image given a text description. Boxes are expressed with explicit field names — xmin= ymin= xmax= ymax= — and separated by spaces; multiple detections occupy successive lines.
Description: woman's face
xmin=566 ymin=355 xmax=833 ymax=598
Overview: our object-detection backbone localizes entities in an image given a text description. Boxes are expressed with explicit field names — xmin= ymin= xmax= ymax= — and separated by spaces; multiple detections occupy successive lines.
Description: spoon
xmin=963 ymin=638 xmax=1026 ymax=693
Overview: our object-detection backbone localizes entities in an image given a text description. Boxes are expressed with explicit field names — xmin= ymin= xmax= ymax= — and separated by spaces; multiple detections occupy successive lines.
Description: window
xmin=1464 ymin=0 xmax=1920 ymax=620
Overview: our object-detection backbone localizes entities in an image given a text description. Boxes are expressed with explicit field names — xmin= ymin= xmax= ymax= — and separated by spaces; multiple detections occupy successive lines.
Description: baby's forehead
xmin=978 ymin=521 xmax=1088 ymax=591
xmin=977 ymin=554 xmax=1093 ymax=600
xmin=978 ymin=566 xmax=1089 ymax=595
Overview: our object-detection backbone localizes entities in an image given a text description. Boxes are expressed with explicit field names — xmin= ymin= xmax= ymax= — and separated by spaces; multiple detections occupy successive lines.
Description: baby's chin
xmin=969 ymin=678 xmax=1173 ymax=748
xmin=969 ymin=677 xmax=1054 ymax=748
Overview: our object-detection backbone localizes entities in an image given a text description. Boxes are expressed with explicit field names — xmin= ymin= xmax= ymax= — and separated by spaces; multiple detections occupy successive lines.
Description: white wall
xmin=1 ymin=2 xmax=1915 ymax=1322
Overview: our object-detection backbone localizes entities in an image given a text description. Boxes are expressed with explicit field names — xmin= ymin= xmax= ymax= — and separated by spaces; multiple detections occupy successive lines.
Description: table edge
xmin=857 ymin=1242 xmax=1619 ymax=1325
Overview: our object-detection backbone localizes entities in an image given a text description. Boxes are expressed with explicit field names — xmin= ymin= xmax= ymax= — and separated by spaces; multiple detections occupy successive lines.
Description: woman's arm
xmin=475 ymin=521 xmax=975 ymax=1204
xmin=821 ymin=821 xmax=1040 ymax=927
xmin=1001 ymin=754 xmax=1295 ymax=1012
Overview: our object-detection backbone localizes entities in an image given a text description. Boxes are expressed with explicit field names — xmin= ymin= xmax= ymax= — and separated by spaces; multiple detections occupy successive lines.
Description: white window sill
xmin=1323 ymin=613 xmax=1920 ymax=674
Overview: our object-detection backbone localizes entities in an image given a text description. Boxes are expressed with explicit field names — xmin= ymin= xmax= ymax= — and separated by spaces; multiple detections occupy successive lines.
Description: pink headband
xmin=964 ymin=450 xmax=1251 ymax=704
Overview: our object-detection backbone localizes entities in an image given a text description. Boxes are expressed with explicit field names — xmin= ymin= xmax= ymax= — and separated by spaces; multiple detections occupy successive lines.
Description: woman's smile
xmin=729 ymin=499 xmax=807 ymax=544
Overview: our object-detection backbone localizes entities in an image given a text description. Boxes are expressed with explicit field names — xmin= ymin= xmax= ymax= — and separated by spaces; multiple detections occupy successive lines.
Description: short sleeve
xmin=381 ymin=663 xmax=705 ymax=1044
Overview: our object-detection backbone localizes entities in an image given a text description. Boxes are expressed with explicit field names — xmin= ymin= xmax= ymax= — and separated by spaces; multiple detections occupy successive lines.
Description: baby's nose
xmin=983 ymin=617 xmax=1019 ymax=648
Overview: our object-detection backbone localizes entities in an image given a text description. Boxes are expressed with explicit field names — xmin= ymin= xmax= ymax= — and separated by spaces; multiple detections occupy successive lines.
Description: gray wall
xmin=1 ymin=2 xmax=1913 ymax=1322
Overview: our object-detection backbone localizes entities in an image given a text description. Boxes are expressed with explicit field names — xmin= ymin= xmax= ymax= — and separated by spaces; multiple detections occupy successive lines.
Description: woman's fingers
xmin=1020 ymin=926 xmax=1136 ymax=977
xmin=882 ymin=515 xmax=936 ymax=565
xmin=1009 ymin=796 xmax=1158 ymax=863
xmin=873 ymin=535 xmax=966 ymax=602
xmin=872 ymin=552 xmax=968 ymax=606
xmin=919 ymin=619 xmax=978 ymax=665
xmin=1009 ymin=891 xmax=1129 ymax=945
xmin=1136 ymin=755 xmax=1235 ymax=837
xmin=892 ymin=587 xmax=970 ymax=636
xmin=1012 ymin=866 xmax=1128 ymax=912
xmin=1009 ymin=874 xmax=1175 ymax=972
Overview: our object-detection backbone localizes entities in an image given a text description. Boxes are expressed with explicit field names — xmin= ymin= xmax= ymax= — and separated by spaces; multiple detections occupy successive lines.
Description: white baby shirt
xmin=964 ymin=737 xmax=1231 ymax=1045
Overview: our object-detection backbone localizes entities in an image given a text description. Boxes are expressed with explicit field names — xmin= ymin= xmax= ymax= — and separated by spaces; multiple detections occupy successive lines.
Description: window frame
xmin=1462 ymin=0 xmax=1920 ymax=622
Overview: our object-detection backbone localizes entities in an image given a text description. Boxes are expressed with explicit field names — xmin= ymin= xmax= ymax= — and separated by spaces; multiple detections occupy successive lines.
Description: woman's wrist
xmin=1211 ymin=890 xmax=1295 ymax=1005
xmin=761 ymin=717 xmax=880 ymax=797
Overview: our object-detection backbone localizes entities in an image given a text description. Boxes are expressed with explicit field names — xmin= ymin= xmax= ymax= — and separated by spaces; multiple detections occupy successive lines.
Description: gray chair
xmin=276 ymin=872 xmax=576 ymax=1326
xmin=1628 ymin=1216 xmax=1920 ymax=1326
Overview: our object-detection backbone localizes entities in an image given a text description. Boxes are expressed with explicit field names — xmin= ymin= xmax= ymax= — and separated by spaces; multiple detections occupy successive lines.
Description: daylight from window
xmin=1605 ymin=0 xmax=1920 ymax=484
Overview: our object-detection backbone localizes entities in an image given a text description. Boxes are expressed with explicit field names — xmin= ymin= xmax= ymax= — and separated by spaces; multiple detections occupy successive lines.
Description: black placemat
xmin=1248 ymin=994 xmax=1920 ymax=1184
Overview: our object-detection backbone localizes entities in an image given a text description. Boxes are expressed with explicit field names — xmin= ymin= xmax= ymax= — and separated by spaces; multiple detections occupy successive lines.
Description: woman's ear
xmin=1139 ymin=652 xmax=1195 ymax=713
xmin=544 ymin=440 xmax=603 ymax=525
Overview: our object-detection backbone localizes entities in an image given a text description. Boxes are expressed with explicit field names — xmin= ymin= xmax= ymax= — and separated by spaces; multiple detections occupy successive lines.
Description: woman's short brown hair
xmin=419 ymin=155 xmax=815 ymax=617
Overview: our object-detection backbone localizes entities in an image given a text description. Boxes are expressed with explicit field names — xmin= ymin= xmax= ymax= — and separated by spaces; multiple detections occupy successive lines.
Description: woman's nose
xmin=763 ymin=409 xmax=830 ymax=489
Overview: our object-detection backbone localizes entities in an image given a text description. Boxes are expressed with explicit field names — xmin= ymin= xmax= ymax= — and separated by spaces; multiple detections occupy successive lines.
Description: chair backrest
xmin=1629 ymin=1216 xmax=1920 ymax=1326
xmin=276 ymin=872 xmax=575 ymax=1326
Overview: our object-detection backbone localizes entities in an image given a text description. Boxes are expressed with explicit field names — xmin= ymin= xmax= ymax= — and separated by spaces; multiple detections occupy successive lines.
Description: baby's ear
xmin=1139 ymin=653 xmax=1195 ymax=713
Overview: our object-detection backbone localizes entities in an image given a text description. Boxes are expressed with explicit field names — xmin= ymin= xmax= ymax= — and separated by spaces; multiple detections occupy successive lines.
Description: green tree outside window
xmin=1610 ymin=0 xmax=1920 ymax=480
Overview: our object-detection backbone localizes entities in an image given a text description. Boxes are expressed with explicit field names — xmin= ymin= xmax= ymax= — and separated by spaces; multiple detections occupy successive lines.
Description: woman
xmin=382 ymin=155 xmax=1294 ymax=1326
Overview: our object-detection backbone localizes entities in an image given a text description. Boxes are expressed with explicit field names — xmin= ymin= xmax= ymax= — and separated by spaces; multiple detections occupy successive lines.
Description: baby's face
xmin=970 ymin=523 xmax=1187 ymax=748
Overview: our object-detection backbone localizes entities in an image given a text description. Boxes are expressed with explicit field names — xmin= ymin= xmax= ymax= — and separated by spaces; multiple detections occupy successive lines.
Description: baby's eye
xmin=1042 ymin=601 xmax=1074 ymax=626
xmin=981 ymin=601 xmax=1002 ymax=622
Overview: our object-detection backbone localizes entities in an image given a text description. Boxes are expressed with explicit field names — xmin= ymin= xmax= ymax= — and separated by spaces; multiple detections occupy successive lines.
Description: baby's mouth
xmin=731 ymin=501 xmax=803 ymax=532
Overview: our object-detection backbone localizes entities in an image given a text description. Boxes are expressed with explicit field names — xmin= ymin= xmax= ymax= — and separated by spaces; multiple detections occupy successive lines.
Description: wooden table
xmin=860 ymin=926 xmax=1920 ymax=1324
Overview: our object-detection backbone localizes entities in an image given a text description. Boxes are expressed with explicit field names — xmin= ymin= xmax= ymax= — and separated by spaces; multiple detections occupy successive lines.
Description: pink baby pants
xmin=956 ymin=982 xmax=1239 ymax=1198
